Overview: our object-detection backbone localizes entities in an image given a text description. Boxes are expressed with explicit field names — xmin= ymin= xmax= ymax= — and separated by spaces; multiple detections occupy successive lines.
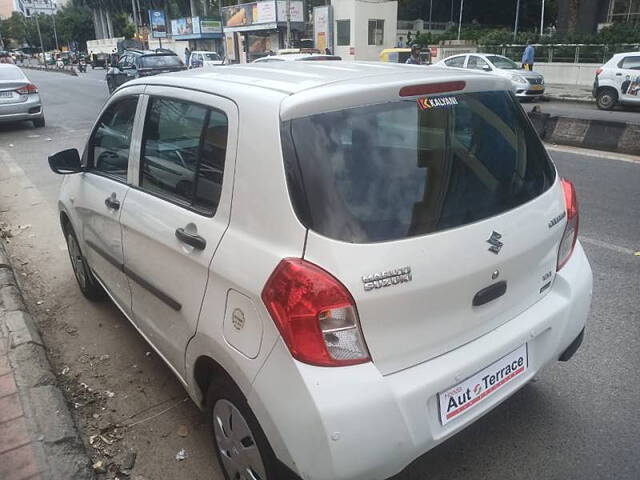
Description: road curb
xmin=543 ymin=94 xmax=594 ymax=104
xmin=0 ymin=240 xmax=94 ymax=480
xmin=20 ymin=65 xmax=79 ymax=77
xmin=527 ymin=111 xmax=640 ymax=155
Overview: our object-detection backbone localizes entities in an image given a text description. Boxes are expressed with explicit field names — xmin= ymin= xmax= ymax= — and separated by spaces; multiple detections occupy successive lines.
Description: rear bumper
xmin=250 ymin=242 xmax=592 ymax=480
xmin=0 ymin=94 xmax=43 ymax=123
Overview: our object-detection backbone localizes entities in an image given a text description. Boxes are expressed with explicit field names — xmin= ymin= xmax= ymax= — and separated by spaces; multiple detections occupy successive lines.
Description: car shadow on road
xmin=0 ymin=121 xmax=41 ymax=134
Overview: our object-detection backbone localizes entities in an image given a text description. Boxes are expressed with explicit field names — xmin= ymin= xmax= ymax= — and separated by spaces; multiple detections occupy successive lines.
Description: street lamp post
xmin=286 ymin=0 xmax=291 ymax=48
xmin=513 ymin=0 xmax=521 ymax=40
xmin=540 ymin=0 xmax=545 ymax=36
xmin=33 ymin=14 xmax=47 ymax=69
xmin=457 ymin=0 xmax=464 ymax=41
xmin=52 ymin=2 xmax=59 ymax=51
xmin=428 ymin=0 xmax=433 ymax=31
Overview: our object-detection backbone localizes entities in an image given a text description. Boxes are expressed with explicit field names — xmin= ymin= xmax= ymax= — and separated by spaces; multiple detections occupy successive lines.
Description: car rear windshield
xmin=0 ymin=67 xmax=25 ymax=80
xmin=282 ymin=90 xmax=555 ymax=243
xmin=140 ymin=55 xmax=184 ymax=68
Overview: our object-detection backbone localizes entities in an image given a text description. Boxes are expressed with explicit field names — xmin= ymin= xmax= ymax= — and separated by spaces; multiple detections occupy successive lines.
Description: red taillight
xmin=595 ymin=67 xmax=603 ymax=76
xmin=399 ymin=81 xmax=466 ymax=97
xmin=16 ymin=83 xmax=38 ymax=95
xmin=261 ymin=258 xmax=370 ymax=367
xmin=557 ymin=179 xmax=579 ymax=270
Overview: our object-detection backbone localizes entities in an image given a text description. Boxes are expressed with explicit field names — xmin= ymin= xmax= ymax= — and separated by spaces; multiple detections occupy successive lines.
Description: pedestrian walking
xmin=185 ymin=47 xmax=191 ymax=65
xmin=405 ymin=44 xmax=423 ymax=65
xmin=521 ymin=40 xmax=535 ymax=71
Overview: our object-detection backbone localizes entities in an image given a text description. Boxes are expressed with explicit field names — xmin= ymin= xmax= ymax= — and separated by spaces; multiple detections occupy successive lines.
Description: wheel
xmin=33 ymin=117 xmax=45 ymax=128
xmin=64 ymin=225 xmax=105 ymax=301
xmin=596 ymin=88 xmax=617 ymax=110
xmin=207 ymin=378 xmax=279 ymax=480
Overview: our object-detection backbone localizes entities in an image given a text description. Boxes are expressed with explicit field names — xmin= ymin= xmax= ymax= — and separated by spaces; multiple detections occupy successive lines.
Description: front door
xmin=75 ymin=93 xmax=143 ymax=314
xmin=120 ymin=87 xmax=237 ymax=376
xmin=617 ymin=54 xmax=640 ymax=104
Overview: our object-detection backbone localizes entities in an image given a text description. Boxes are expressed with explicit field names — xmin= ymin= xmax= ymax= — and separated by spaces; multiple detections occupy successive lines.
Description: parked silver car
xmin=0 ymin=64 xmax=45 ymax=127
xmin=436 ymin=53 xmax=545 ymax=99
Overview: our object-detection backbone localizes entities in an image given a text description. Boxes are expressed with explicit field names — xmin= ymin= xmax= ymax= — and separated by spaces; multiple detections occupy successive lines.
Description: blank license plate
xmin=438 ymin=344 xmax=528 ymax=425
xmin=531 ymin=84 xmax=544 ymax=91
xmin=0 ymin=91 xmax=13 ymax=98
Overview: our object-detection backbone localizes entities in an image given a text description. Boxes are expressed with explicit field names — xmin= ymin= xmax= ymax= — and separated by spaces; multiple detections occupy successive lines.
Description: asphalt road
xmin=522 ymin=99 xmax=640 ymax=124
xmin=1 ymin=68 xmax=639 ymax=480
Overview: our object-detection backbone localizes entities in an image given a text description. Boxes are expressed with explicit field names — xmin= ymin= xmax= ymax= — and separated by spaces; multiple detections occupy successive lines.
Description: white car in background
xmin=188 ymin=51 xmax=224 ymax=69
xmin=592 ymin=51 xmax=640 ymax=110
xmin=436 ymin=53 xmax=545 ymax=99
xmin=49 ymin=62 xmax=591 ymax=480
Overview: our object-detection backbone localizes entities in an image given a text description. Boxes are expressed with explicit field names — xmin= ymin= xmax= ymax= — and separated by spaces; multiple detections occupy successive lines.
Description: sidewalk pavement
xmin=544 ymin=84 xmax=594 ymax=103
xmin=0 ymin=243 xmax=92 ymax=480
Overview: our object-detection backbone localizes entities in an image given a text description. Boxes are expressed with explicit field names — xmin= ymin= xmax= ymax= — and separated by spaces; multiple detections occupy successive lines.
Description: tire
xmin=64 ymin=224 xmax=105 ymax=301
xmin=33 ymin=117 xmax=45 ymax=128
xmin=596 ymin=88 xmax=617 ymax=110
xmin=206 ymin=377 xmax=280 ymax=480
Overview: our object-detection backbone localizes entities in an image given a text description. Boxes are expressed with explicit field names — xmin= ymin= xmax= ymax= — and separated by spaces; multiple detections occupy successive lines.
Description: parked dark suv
xmin=106 ymin=49 xmax=186 ymax=93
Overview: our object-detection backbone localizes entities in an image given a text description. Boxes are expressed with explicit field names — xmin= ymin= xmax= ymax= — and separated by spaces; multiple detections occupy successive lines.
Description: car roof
xmin=255 ymin=53 xmax=337 ymax=62
xmin=130 ymin=61 xmax=508 ymax=95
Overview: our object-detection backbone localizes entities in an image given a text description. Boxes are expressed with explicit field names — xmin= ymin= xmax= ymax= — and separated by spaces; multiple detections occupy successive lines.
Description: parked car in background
xmin=379 ymin=47 xmax=432 ymax=64
xmin=436 ymin=53 xmax=545 ymax=99
xmin=49 ymin=61 xmax=591 ymax=480
xmin=106 ymin=49 xmax=186 ymax=93
xmin=0 ymin=64 xmax=45 ymax=127
xmin=253 ymin=53 xmax=341 ymax=63
xmin=188 ymin=51 xmax=224 ymax=69
xmin=593 ymin=51 xmax=640 ymax=110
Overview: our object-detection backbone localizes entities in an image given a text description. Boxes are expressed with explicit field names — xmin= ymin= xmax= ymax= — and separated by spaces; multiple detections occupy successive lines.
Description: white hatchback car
xmin=49 ymin=62 xmax=592 ymax=480
xmin=436 ymin=53 xmax=546 ymax=99
xmin=593 ymin=51 xmax=640 ymax=110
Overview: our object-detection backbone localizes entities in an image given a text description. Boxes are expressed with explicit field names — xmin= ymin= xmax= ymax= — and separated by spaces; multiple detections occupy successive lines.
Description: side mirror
xmin=49 ymin=148 xmax=82 ymax=174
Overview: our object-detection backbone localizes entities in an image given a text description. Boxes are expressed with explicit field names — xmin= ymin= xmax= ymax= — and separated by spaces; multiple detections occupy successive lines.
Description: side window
xmin=468 ymin=55 xmax=489 ymax=70
xmin=91 ymin=96 xmax=138 ymax=180
xmin=620 ymin=56 xmax=640 ymax=70
xmin=445 ymin=56 xmax=465 ymax=68
xmin=140 ymin=97 xmax=228 ymax=215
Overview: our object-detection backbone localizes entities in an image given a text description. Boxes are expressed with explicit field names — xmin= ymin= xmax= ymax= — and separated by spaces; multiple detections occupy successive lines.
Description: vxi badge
xmin=362 ymin=267 xmax=412 ymax=291
xmin=486 ymin=231 xmax=504 ymax=254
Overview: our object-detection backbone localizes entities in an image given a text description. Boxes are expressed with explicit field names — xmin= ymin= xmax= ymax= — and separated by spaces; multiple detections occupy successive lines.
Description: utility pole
xmin=429 ymin=0 xmax=433 ymax=31
xmin=286 ymin=0 xmax=291 ymax=48
xmin=52 ymin=3 xmax=59 ymax=51
xmin=450 ymin=0 xmax=454 ymax=23
xmin=540 ymin=0 xmax=545 ymax=35
xmin=34 ymin=14 xmax=47 ymax=69
xmin=457 ymin=0 xmax=464 ymax=41
xmin=513 ymin=0 xmax=521 ymax=40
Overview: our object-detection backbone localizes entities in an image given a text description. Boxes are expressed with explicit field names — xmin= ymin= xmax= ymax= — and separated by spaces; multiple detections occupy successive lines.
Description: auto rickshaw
xmin=379 ymin=47 xmax=432 ymax=65
xmin=91 ymin=53 xmax=109 ymax=69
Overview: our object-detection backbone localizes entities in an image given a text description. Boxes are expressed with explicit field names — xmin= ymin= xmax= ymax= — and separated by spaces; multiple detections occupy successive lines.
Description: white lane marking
xmin=546 ymin=144 xmax=640 ymax=165
xmin=580 ymin=236 xmax=637 ymax=256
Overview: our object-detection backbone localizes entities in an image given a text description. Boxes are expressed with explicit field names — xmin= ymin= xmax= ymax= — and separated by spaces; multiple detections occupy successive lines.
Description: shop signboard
xmin=276 ymin=0 xmax=304 ymax=23
xmin=313 ymin=5 xmax=332 ymax=52
xmin=171 ymin=17 xmax=194 ymax=36
xmin=222 ymin=0 xmax=303 ymax=31
xmin=200 ymin=18 xmax=223 ymax=34
xmin=149 ymin=10 xmax=167 ymax=38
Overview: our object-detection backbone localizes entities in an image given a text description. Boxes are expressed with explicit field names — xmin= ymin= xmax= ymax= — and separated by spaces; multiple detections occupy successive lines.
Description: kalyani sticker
xmin=438 ymin=344 xmax=528 ymax=425
xmin=417 ymin=96 xmax=459 ymax=110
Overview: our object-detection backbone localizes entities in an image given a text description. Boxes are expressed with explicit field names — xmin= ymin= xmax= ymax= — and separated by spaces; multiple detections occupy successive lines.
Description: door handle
xmin=175 ymin=228 xmax=206 ymax=250
xmin=104 ymin=194 xmax=120 ymax=210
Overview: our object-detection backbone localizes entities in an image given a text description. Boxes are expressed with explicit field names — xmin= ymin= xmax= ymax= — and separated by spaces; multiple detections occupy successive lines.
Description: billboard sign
xmin=171 ymin=17 xmax=194 ymax=36
xmin=313 ymin=5 xmax=332 ymax=52
xmin=200 ymin=18 xmax=223 ymax=33
xmin=149 ymin=10 xmax=167 ymax=38
xmin=276 ymin=0 xmax=304 ymax=23
xmin=222 ymin=1 xmax=303 ymax=31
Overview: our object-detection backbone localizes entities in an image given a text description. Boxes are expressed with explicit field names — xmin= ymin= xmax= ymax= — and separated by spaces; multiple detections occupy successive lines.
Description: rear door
xmin=285 ymin=89 xmax=563 ymax=375
xmin=616 ymin=54 xmax=640 ymax=104
xmin=120 ymin=86 xmax=237 ymax=376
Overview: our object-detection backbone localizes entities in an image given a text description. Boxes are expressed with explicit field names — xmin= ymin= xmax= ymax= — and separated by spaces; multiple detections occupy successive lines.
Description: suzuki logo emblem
xmin=487 ymin=231 xmax=504 ymax=254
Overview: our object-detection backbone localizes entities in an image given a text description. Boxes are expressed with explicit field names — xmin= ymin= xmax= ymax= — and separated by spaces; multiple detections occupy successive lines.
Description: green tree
xmin=56 ymin=3 xmax=95 ymax=49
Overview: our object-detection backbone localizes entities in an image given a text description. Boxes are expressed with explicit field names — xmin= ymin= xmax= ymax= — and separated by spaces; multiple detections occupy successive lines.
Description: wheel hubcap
xmin=67 ymin=234 xmax=87 ymax=289
xmin=213 ymin=399 xmax=267 ymax=480
xmin=600 ymin=95 xmax=613 ymax=107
